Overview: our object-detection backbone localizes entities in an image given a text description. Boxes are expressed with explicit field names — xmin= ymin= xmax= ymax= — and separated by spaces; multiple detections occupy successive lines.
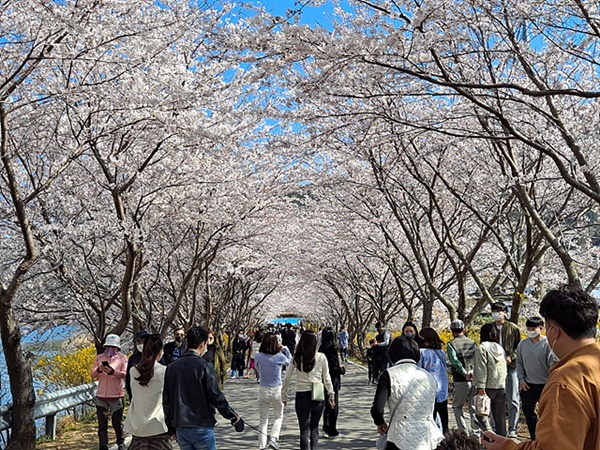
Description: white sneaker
xmin=507 ymin=431 xmax=518 ymax=438
xmin=327 ymin=433 xmax=344 ymax=439
xmin=268 ymin=437 xmax=280 ymax=450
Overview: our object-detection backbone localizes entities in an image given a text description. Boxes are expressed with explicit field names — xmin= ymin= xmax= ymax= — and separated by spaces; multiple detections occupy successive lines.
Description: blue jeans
xmin=506 ymin=369 xmax=520 ymax=433
xmin=176 ymin=427 xmax=216 ymax=450
xmin=340 ymin=347 xmax=348 ymax=361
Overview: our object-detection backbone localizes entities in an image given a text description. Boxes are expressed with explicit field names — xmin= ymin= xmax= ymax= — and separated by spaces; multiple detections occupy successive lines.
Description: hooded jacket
xmin=474 ymin=341 xmax=507 ymax=390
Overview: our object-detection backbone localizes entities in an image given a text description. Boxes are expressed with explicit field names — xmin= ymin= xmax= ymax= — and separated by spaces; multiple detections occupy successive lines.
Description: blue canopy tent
xmin=269 ymin=317 xmax=303 ymax=326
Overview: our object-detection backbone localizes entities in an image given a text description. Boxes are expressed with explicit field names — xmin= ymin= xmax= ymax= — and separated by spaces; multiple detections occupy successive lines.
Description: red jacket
xmin=91 ymin=352 xmax=128 ymax=399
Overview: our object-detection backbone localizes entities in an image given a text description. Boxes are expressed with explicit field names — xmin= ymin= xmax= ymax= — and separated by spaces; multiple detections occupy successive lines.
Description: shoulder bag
xmin=311 ymin=355 xmax=327 ymax=401
xmin=311 ymin=380 xmax=325 ymax=401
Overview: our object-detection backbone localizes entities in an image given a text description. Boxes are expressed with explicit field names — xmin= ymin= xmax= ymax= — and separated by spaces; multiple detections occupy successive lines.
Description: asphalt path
xmin=111 ymin=362 xmax=517 ymax=450
xmin=214 ymin=361 xmax=436 ymax=450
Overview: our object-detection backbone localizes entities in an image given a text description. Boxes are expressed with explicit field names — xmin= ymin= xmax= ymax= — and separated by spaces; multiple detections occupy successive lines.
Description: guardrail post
xmin=45 ymin=413 xmax=56 ymax=440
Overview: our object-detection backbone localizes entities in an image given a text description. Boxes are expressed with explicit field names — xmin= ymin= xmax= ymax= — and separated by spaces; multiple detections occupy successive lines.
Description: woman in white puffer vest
xmin=371 ymin=335 xmax=444 ymax=450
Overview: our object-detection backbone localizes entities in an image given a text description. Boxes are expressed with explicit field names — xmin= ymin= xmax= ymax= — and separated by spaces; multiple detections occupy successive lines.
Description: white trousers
xmin=258 ymin=385 xmax=284 ymax=449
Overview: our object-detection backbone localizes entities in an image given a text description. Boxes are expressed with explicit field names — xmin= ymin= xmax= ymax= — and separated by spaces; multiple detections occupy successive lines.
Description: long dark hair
xmin=402 ymin=321 xmax=420 ymax=336
xmin=294 ymin=330 xmax=317 ymax=373
xmin=135 ymin=334 xmax=163 ymax=386
xmin=319 ymin=327 xmax=336 ymax=352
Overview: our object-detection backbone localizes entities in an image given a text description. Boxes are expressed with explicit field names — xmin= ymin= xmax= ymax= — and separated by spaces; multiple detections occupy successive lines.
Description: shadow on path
xmin=217 ymin=362 xmax=382 ymax=450
xmin=111 ymin=361 xmax=464 ymax=450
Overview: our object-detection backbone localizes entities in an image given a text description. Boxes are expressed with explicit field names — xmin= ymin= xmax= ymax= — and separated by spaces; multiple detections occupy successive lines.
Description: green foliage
xmin=34 ymin=345 xmax=97 ymax=394
xmin=35 ymin=435 xmax=53 ymax=444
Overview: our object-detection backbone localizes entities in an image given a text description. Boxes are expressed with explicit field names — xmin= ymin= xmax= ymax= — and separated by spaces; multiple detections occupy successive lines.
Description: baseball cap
xmin=134 ymin=330 xmax=149 ymax=341
xmin=450 ymin=320 xmax=465 ymax=330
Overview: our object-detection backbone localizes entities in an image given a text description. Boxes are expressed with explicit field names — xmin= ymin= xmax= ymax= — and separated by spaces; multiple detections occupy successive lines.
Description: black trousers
xmin=322 ymin=389 xmax=340 ymax=436
xmin=374 ymin=355 xmax=388 ymax=382
xmin=434 ymin=399 xmax=449 ymax=434
xmin=521 ymin=383 xmax=545 ymax=439
xmin=368 ymin=362 xmax=375 ymax=382
xmin=231 ymin=354 xmax=245 ymax=376
xmin=97 ymin=404 xmax=124 ymax=447
xmin=295 ymin=391 xmax=325 ymax=450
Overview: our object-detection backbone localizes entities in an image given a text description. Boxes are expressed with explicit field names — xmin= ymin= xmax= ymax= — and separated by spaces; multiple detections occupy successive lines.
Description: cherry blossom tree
xmin=229 ymin=0 xmax=600 ymax=328
xmin=0 ymin=0 xmax=285 ymax=445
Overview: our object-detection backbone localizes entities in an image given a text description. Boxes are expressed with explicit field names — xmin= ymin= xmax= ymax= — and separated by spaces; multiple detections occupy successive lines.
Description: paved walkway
xmin=208 ymin=362 xmax=456 ymax=450
xmin=111 ymin=362 xmax=527 ymax=450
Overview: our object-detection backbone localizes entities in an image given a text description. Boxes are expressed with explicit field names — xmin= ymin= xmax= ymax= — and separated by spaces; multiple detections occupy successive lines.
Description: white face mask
xmin=491 ymin=312 xmax=503 ymax=321
xmin=548 ymin=325 xmax=560 ymax=360
xmin=527 ymin=330 xmax=540 ymax=339
xmin=136 ymin=343 xmax=144 ymax=353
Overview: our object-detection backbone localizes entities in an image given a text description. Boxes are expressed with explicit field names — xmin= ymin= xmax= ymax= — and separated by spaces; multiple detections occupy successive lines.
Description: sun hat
xmin=103 ymin=334 xmax=121 ymax=348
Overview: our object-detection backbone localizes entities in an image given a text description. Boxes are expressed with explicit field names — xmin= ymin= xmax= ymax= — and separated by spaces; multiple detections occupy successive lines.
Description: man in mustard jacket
xmin=483 ymin=285 xmax=600 ymax=450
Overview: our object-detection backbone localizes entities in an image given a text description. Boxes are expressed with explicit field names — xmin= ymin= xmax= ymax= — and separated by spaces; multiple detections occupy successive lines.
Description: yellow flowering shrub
xmin=34 ymin=345 xmax=97 ymax=395
xmin=439 ymin=328 xmax=481 ymax=348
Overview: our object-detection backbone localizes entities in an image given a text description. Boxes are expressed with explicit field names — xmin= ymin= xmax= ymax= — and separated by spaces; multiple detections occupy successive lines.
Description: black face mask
xmin=175 ymin=336 xmax=183 ymax=343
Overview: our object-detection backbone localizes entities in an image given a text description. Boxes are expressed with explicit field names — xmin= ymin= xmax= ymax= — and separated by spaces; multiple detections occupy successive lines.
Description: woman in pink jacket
xmin=91 ymin=334 xmax=128 ymax=450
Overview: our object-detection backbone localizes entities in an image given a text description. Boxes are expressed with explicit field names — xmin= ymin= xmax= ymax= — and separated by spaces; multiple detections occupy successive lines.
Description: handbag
xmin=375 ymin=370 xmax=416 ymax=450
xmin=311 ymin=381 xmax=325 ymax=401
xmin=472 ymin=393 xmax=491 ymax=416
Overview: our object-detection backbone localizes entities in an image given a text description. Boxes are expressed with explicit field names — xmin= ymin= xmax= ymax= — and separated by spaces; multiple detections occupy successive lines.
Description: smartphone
xmin=101 ymin=361 xmax=110 ymax=367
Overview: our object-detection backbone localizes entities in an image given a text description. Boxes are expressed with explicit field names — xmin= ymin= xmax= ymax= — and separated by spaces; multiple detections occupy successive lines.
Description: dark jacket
xmin=125 ymin=351 xmax=142 ymax=399
xmin=163 ymin=350 xmax=237 ymax=431
xmin=162 ymin=340 xmax=188 ymax=366
xmin=281 ymin=328 xmax=297 ymax=355
xmin=499 ymin=320 xmax=522 ymax=371
xmin=319 ymin=346 xmax=344 ymax=392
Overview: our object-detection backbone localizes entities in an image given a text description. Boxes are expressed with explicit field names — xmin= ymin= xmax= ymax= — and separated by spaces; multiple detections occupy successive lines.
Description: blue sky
xmin=249 ymin=0 xmax=350 ymax=28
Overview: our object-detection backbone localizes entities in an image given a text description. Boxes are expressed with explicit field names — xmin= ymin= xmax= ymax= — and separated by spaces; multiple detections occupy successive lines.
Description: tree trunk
xmin=204 ymin=270 xmax=212 ymax=328
xmin=1 ymin=106 xmax=37 ymax=450
xmin=421 ymin=293 xmax=434 ymax=328
xmin=0 ymin=301 xmax=36 ymax=450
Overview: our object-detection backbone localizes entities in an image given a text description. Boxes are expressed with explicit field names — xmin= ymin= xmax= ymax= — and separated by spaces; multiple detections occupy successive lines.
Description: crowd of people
xmin=89 ymin=284 xmax=600 ymax=450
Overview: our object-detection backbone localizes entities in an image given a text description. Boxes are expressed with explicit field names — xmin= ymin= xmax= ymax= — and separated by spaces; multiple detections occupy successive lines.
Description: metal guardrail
xmin=0 ymin=382 xmax=97 ymax=440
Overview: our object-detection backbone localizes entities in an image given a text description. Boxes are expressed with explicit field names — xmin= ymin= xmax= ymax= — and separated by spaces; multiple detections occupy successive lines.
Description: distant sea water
xmin=1 ymin=325 xmax=79 ymax=400
xmin=0 ymin=325 xmax=79 ymax=442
